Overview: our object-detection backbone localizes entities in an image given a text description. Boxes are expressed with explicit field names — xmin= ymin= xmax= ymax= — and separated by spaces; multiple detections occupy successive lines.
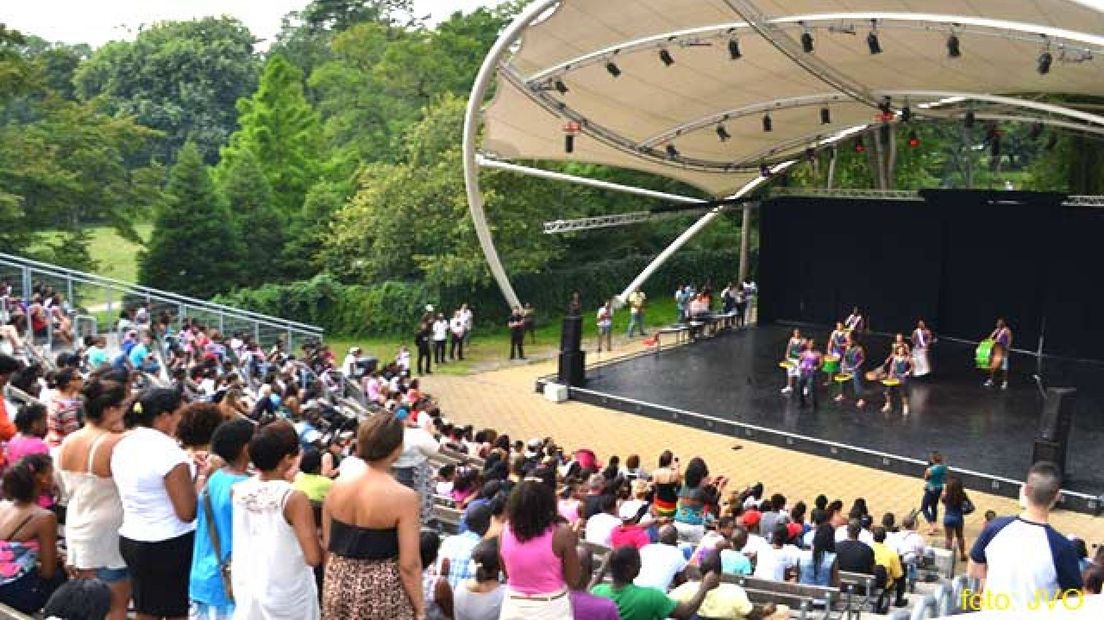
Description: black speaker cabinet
xmin=1032 ymin=387 xmax=1076 ymax=477
xmin=558 ymin=351 xmax=586 ymax=387
xmin=560 ymin=315 xmax=583 ymax=353
xmin=1031 ymin=439 xmax=1066 ymax=477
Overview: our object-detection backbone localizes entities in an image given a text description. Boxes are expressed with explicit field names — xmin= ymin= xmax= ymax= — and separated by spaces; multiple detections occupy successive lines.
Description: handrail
xmin=0 ymin=252 xmax=323 ymax=334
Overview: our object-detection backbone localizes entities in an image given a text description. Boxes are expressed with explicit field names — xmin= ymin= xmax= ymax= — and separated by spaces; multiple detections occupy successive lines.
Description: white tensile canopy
xmin=464 ymin=0 xmax=1104 ymax=307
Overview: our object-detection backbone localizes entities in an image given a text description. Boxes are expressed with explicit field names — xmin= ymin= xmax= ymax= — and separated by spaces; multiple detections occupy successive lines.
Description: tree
xmin=220 ymin=150 xmax=284 ymax=283
xmin=216 ymin=54 xmax=322 ymax=216
xmin=281 ymin=179 xmax=348 ymax=280
xmin=139 ymin=142 xmax=242 ymax=297
xmin=73 ymin=17 xmax=260 ymax=164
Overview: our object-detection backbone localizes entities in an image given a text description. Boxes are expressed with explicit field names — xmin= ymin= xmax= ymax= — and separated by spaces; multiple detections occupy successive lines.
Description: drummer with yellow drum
xmin=983 ymin=318 xmax=1013 ymax=390
xmin=779 ymin=328 xmax=805 ymax=395
xmin=833 ymin=334 xmax=867 ymax=409
xmin=881 ymin=344 xmax=913 ymax=415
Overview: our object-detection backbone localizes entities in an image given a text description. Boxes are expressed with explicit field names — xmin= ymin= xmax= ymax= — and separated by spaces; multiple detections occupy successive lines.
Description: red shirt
xmin=610 ymin=524 xmax=650 ymax=549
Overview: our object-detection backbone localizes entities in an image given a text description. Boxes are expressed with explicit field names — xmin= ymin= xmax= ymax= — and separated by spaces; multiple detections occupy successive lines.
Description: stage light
xmin=901 ymin=104 xmax=912 ymax=123
xmin=820 ymin=107 xmax=831 ymax=125
xmin=553 ymin=79 xmax=568 ymax=95
xmin=853 ymin=138 xmax=865 ymax=153
xmin=762 ymin=113 xmax=772 ymax=132
xmin=800 ymin=25 xmax=814 ymax=53
xmin=665 ymin=144 xmax=679 ymax=159
xmin=659 ymin=49 xmax=675 ymax=67
xmin=947 ymin=33 xmax=962 ymax=58
xmin=605 ymin=61 xmax=621 ymax=78
xmin=716 ymin=124 xmax=731 ymax=142
xmin=867 ymin=22 xmax=882 ymax=55
xmin=565 ymin=134 xmax=575 ymax=153
xmin=728 ymin=38 xmax=742 ymax=60
xmin=907 ymin=130 xmax=920 ymax=148
xmin=878 ymin=96 xmax=892 ymax=116
xmin=759 ymin=163 xmax=772 ymax=177
xmin=1038 ymin=50 xmax=1053 ymax=74
xmin=964 ymin=109 xmax=975 ymax=128
xmin=1029 ymin=122 xmax=1044 ymax=139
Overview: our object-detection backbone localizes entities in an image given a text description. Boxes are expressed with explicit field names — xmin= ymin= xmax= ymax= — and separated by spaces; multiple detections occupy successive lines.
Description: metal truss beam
xmin=477 ymin=156 xmax=707 ymax=204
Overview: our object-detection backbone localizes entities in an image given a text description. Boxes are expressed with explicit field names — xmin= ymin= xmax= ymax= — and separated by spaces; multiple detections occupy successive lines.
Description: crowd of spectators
xmin=0 ymin=290 xmax=1101 ymax=619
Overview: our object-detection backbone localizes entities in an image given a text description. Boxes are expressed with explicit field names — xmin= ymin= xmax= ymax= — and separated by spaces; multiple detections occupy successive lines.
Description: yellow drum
xmin=833 ymin=373 xmax=854 ymax=383
xmin=779 ymin=360 xmax=796 ymax=369
xmin=822 ymin=354 xmax=840 ymax=374
xmin=881 ymin=377 xmax=902 ymax=387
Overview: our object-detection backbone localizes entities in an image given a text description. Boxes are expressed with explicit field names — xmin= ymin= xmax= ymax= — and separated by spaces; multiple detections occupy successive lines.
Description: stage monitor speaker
xmin=558 ymin=351 xmax=586 ymax=387
xmin=560 ymin=315 xmax=583 ymax=353
xmin=1038 ymin=387 xmax=1076 ymax=441
xmin=1031 ymin=439 xmax=1066 ymax=477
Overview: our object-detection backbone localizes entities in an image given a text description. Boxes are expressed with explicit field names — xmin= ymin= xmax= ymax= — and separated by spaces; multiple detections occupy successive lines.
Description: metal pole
xmin=826 ymin=146 xmax=838 ymax=189
xmin=462 ymin=0 xmax=561 ymax=310
xmin=738 ymin=203 xmax=752 ymax=284
xmin=479 ymin=157 xmax=706 ymax=204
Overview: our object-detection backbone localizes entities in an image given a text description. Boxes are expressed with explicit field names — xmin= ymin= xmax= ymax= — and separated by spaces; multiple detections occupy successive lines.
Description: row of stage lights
xmin=550 ymin=20 xmax=1061 ymax=95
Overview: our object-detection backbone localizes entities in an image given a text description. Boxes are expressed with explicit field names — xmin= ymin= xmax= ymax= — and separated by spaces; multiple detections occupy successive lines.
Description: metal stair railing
xmin=0 ymin=252 xmax=323 ymax=352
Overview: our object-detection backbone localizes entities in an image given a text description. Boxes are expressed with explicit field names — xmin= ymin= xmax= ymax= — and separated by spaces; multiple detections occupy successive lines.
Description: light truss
xmin=769 ymin=187 xmax=922 ymax=200
xmin=542 ymin=209 xmax=726 ymax=234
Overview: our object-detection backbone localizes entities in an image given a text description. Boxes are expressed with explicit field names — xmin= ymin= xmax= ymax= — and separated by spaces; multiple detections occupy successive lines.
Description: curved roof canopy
xmin=479 ymin=0 xmax=1104 ymax=197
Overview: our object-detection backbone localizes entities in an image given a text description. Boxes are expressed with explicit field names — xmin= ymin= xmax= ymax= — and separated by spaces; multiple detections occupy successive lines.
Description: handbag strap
xmin=202 ymin=491 xmax=225 ymax=562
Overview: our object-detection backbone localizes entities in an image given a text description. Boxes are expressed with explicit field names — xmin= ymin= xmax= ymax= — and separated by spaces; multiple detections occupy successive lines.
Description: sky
xmin=1 ymin=0 xmax=512 ymax=49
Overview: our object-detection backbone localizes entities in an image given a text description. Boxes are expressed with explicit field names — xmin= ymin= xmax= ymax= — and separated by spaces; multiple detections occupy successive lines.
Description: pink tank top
xmin=499 ymin=524 xmax=564 ymax=594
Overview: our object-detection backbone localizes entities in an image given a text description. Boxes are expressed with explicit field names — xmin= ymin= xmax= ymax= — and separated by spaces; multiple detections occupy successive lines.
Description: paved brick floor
xmin=421 ymin=339 xmax=1102 ymax=552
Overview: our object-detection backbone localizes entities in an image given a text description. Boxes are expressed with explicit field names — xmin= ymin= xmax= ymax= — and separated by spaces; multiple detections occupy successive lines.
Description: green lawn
xmin=35 ymin=224 xmax=151 ymax=283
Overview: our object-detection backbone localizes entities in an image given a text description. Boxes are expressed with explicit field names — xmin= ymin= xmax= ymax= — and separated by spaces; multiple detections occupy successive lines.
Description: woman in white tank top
xmin=56 ymin=378 xmax=130 ymax=620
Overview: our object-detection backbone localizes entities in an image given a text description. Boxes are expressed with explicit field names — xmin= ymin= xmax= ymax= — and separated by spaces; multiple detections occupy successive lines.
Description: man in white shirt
xmin=968 ymin=461 xmax=1083 ymax=612
xmin=449 ymin=311 xmax=466 ymax=361
xmin=635 ymin=525 xmax=689 ymax=590
xmin=392 ymin=408 xmax=440 ymax=489
xmin=431 ymin=314 xmax=449 ymax=365
xmin=584 ymin=494 xmax=621 ymax=548
xmin=459 ymin=304 xmax=473 ymax=345
xmin=341 ymin=347 xmax=361 ymax=378
xmin=753 ymin=525 xmax=799 ymax=581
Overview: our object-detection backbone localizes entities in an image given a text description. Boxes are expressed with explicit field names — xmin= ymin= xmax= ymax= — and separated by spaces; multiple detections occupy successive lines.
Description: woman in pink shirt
xmin=499 ymin=480 xmax=580 ymax=619
xmin=5 ymin=404 xmax=52 ymax=509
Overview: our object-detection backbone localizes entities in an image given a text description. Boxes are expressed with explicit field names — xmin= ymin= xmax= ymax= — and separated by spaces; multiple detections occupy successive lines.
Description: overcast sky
xmin=1 ymin=1 xmax=512 ymax=49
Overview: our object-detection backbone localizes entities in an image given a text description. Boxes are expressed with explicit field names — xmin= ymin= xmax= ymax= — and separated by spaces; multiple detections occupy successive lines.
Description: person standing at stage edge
xmin=626 ymin=288 xmax=647 ymax=338
xmin=509 ymin=307 xmax=527 ymax=360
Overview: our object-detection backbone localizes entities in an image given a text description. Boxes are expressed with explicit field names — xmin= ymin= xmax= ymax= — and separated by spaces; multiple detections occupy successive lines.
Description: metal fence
xmin=0 ymin=252 xmax=324 ymax=353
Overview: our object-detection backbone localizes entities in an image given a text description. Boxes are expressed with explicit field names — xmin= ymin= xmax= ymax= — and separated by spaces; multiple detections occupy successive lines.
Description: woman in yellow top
xmin=293 ymin=447 xmax=334 ymax=504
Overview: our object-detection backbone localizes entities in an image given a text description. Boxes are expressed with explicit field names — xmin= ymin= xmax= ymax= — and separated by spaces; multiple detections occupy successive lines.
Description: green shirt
xmin=293 ymin=472 xmax=333 ymax=503
xmin=591 ymin=583 xmax=677 ymax=620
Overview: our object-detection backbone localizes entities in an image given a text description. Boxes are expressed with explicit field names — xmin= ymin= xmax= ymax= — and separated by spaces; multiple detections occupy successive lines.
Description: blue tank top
xmin=798 ymin=550 xmax=836 ymax=586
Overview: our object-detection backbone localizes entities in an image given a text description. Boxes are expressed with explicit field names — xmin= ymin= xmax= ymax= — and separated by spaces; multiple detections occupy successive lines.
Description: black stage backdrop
xmin=759 ymin=190 xmax=1104 ymax=362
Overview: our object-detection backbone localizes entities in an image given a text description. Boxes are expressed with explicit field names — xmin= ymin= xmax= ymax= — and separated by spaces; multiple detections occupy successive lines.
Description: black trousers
xmin=510 ymin=335 xmax=525 ymax=359
xmin=450 ymin=334 xmax=464 ymax=360
xmin=433 ymin=339 xmax=446 ymax=363
xmin=417 ymin=346 xmax=431 ymax=374
xmin=797 ymin=372 xmax=818 ymax=409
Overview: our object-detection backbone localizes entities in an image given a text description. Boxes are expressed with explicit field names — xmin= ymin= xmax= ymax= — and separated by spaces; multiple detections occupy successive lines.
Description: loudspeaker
xmin=558 ymin=351 xmax=586 ymax=387
xmin=1038 ymin=387 xmax=1076 ymax=441
xmin=560 ymin=315 xmax=583 ymax=353
xmin=1033 ymin=387 xmax=1076 ymax=476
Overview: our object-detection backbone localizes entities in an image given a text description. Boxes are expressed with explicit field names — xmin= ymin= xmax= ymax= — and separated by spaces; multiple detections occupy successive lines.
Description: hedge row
xmin=216 ymin=249 xmax=746 ymax=337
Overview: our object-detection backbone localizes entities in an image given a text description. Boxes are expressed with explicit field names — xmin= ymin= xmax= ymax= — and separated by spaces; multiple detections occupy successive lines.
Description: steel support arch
xmin=616 ymin=161 xmax=796 ymax=305
xmin=463 ymin=0 xmax=562 ymax=310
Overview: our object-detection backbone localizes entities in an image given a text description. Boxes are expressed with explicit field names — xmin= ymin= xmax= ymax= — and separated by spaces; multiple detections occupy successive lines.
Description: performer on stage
xmin=884 ymin=333 xmax=911 ymax=367
xmin=824 ymin=321 xmax=849 ymax=386
xmin=911 ymin=320 xmax=934 ymax=378
xmin=797 ymin=339 xmax=824 ymax=410
xmin=834 ymin=333 xmax=866 ymax=409
xmin=780 ymin=329 xmax=804 ymax=395
xmin=844 ymin=306 xmax=866 ymax=333
xmin=985 ymin=318 xmax=1013 ymax=390
xmin=881 ymin=344 xmax=913 ymax=415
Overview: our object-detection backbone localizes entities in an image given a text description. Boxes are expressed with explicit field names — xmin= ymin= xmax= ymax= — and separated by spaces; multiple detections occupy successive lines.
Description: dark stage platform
xmin=556 ymin=324 xmax=1104 ymax=514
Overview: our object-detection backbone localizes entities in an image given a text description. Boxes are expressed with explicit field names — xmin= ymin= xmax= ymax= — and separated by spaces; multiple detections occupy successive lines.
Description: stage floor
xmin=578 ymin=324 xmax=1104 ymax=499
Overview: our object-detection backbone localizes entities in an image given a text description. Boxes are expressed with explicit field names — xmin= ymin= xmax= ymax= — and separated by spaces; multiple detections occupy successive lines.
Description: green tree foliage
xmin=281 ymin=180 xmax=348 ymax=280
xmin=73 ymin=17 xmax=260 ymax=164
xmin=217 ymin=54 xmax=322 ymax=216
xmin=139 ymin=142 xmax=242 ymax=296
xmin=220 ymin=150 xmax=284 ymax=283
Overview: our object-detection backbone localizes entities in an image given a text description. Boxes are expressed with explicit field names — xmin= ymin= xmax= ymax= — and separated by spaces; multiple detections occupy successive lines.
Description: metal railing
xmin=0 ymin=252 xmax=324 ymax=353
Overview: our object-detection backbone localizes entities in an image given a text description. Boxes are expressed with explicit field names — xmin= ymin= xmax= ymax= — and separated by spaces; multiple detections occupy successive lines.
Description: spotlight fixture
xmin=728 ymin=38 xmax=742 ymax=60
xmin=800 ymin=24 xmax=814 ymax=53
xmin=762 ymin=113 xmax=772 ymax=132
xmin=1029 ymin=122 xmax=1044 ymax=139
xmin=759 ymin=163 xmax=772 ymax=177
xmin=605 ymin=61 xmax=621 ymax=77
xmin=716 ymin=124 xmax=731 ymax=142
xmin=565 ymin=134 xmax=575 ymax=153
xmin=804 ymin=147 xmax=816 ymax=161
xmin=820 ymin=107 xmax=831 ymax=125
xmin=553 ymin=79 xmax=568 ymax=95
xmin=665 ymin=144 xmax=679 ymax=159
xmin=964 ymin=109 xmax=976 ymax=128
xmin=1038 ymin=49 xmax=1053 ymax=74
xmin=867 ymin=21 xmax=882 ymax=55
xmin=900 ymin=103 xmax=912 ymax=123
xmin=947 ymin=33 xmax=962 ymax=58
xmin=659 ymin=49 xmax=675 ymax=67
xmin=907 ymin=130 xmax=920 ymax=148
xmin=853 ymin=138 xmax=866 ymax=153
xmin=878 ymin=96 xmax=892 ymax=116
